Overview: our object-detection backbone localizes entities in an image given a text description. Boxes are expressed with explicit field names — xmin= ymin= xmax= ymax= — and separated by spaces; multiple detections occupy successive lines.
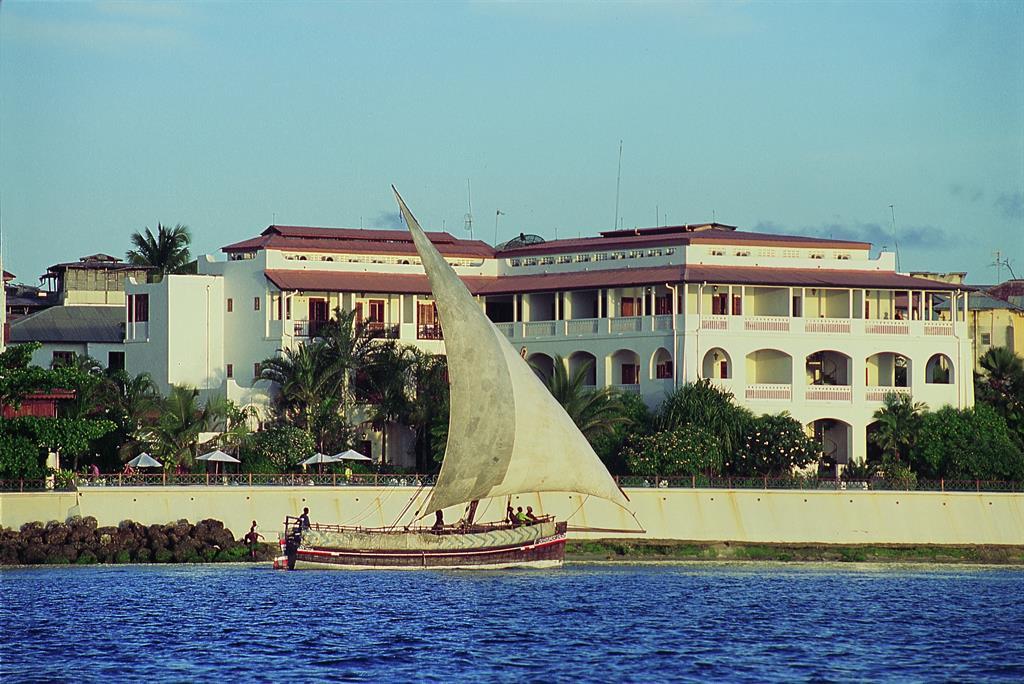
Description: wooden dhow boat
xmin=277 ymin=188 xmax=631 ymax=570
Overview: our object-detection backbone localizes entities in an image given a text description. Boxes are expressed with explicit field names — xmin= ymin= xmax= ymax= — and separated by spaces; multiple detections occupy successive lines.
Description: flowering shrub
xmin=732 ymin=413 xmax=818 ymax=476
xmin=623 ymin=426 xmax=723 ymax=477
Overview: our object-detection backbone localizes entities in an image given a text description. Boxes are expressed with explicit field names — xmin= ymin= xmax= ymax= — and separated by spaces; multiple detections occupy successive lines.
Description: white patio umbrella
xmin=126 ymin=452 xmax=162 ymax=468
xmin=196 ymin=449 xmax=241 ymax=474
xmin=300 ymin=452 xmax=337 ymax=473
xmin=332 ymin=449 xmax=371 ymax=462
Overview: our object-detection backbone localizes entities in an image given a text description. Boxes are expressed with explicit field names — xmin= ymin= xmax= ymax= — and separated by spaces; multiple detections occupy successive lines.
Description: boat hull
xmin=281 ymin=521 xmax=567 ymax=570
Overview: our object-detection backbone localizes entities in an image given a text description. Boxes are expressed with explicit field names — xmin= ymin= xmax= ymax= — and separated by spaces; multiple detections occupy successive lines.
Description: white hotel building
xmin=125 ymin=222 xmax=971 ymax=472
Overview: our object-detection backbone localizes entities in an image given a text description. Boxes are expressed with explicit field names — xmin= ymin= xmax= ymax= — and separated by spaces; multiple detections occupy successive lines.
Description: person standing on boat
xmin=298 ymin=507 xmax=311 ymax=531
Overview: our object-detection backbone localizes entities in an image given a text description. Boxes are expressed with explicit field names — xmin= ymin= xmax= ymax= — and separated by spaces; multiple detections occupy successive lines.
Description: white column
xmin=554 ymin=292 xmax=561 ymax=321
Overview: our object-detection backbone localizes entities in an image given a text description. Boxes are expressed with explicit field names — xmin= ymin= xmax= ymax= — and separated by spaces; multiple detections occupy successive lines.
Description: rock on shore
xmin=0 ymin=517 xmax=276 ymax=565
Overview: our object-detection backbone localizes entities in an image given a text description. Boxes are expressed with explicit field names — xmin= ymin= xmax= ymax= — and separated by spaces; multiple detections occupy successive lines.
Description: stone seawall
xmin=2 ymin=486 xmax=1023 ymax=546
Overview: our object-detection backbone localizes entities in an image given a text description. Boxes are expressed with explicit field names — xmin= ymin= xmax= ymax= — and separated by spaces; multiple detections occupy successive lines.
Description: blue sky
xmin=2 ymin=1 xmax=1022 ymax=285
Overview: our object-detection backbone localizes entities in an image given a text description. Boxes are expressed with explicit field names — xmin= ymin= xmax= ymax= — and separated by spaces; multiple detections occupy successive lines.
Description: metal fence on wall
xmin=3 ymin=474 xmax=1021 ymax=493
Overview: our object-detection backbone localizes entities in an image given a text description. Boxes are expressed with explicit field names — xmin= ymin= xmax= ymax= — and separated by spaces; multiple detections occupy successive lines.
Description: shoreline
xmin=565 ymin=540 xmax=1024 ymax=565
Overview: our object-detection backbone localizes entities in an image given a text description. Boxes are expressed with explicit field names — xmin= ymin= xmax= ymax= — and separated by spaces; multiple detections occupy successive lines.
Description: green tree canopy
xmin=540 ymin=355 xmax=633 ymax=443
xmin=658 ymin=379 xmax=752 ymax=459
xmin=733 ymin=413 xmax=819 ymax=476
xmin=623 ymin=426 xmax=723 ymax=477
xmin=870 ymin=392 xmax=927 ymax=463
xmin=912 ymin=404 xmax=1024 ymax=482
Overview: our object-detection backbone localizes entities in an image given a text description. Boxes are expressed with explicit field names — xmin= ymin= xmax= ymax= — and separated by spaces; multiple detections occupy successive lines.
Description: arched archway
xmin=805 ymin=350 xmax=852 ymax=386
xmin=527 ymin=353 xmax=554 ymax=383
xmin=745 ymin=349 xmax=792 ymax=385
xmin=865 ymin=352 xmax=911 ymax=388
xmin=808 ymin=418 xmax=852 ymax=478
xmin=610 ymin=349 xmax=641 ymax=386
xmin=651 ymin=347 xmax=673 ymax=380
xmin=925 ymin=353 xmax=954 ymax=384
xmin=568 ymin=351 xmax=597 ymax=386
xmin=702 ymin=347 xmax=732 ymax=379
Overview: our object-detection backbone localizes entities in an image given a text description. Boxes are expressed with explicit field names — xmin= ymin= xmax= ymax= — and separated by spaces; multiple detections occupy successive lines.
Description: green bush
xmin=0 ymin=435 xmax=44 ymax=480
xmin=912 ymin=404 xmax=1024 ymax=481
xmin=216 ymin=546 xmax=249 ymax=562
xmin=134 ymin=548 xmax=152 ymax=563
xmin=623 ymin=426 xmax=723 ymax=477
xmin=76 ymin=551 xmax=98 ymax=565
xmin=114 ymin=550 xmax=132 ymax=564
xmin=882 ymin=461 xmax=917 ymax=490
xmin=240 ymin=425 xmax=316 ymax=472
xmin=153 ymin=548 xmax=173 ymax=563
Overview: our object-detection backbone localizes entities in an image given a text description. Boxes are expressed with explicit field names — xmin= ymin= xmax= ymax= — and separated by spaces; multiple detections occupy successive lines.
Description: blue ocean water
xmin=1 ymin=563 xmax=1022 ymax=682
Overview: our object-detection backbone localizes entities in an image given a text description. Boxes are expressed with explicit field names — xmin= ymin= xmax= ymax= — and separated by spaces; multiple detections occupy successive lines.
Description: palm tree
xmin=126 ymin=223 xmax=193 ymax=276
xmin=976 ymin=346 xmax=1024 ymax=440
xmin=540 ymin=355 xmax=632 ymax=442
xmin=149 ymin=385 xmax=207 ymax=465
xmin=363 ymin=343 xmax=417 ymax=465
xmin=105 ymin=370 xmax=161 ymax=460
xmin=870 ymin=392 xmax=927 ymax=463
xmin=408 ymin=351 xmax=449 ymax=471
xmin=258 ymin=341 xmax=339 ymax=430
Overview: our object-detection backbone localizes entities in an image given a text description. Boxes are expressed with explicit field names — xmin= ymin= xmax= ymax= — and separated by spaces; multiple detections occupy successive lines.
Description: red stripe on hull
xmin=295 ymin=535 xmax=566 ymax=569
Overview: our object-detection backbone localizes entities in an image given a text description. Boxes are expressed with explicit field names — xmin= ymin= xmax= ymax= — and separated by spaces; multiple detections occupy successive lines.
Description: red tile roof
xmin=264 ymin=263 xmax=960 ymax=296
xmin=682 ymin=265 xmax=962 ymax=291
xmin=223 ymin=225 xmax=494 ymax=259
xmin=264 ymin=269 xmax=494 ymax=295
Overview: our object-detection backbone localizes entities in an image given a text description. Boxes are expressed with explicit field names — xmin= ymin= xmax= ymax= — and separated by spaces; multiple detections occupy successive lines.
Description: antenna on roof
xmin=889 ymin=204 xmax=901 ymax=271
xmin=614 ymin=140 xmax=623 ymax=231
xmin=464 ymin=179 xmax=474 ymax=239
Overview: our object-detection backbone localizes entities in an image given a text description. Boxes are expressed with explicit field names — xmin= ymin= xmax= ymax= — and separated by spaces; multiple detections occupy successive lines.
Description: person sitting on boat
xmin=514 ymin=507 xmax=528 ymax=527
xmin=506 ymin=504 xmax=515 ymax=525
xmin=298 ymin=507 xmax=311 ymax=532
xmin=432 ymin=510 xmax=445 ymax=532
xmin=525 ymin=506 xmax=540 ymax=525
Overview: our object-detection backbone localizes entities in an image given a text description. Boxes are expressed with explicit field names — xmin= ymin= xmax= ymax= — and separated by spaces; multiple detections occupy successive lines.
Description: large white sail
xmin=393 ymin=188 xmax=629 ymax=516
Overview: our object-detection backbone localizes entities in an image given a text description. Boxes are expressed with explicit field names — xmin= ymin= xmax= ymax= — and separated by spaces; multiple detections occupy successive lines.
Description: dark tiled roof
xmin=987 ymin=280 xmax=1024 ymax=300
xmin=223 ymin=225 xmax=495 ymax=259
xmin=9 ymin=306 xmax=125 ymax=343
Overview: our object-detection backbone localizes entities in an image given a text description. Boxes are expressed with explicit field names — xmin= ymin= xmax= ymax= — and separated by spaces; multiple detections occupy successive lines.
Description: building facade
xmin=9 ymin=255 xmax=149 ymax=370
xmin=125 ymin=223 xmax=972 ymax=470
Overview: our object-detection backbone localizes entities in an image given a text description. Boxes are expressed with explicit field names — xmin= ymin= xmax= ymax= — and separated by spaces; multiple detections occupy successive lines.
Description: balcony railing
xmin=804 ymin=318 xmax=852 ymax=334
xmin=293 ymin=320 xmax=330 ymax=338
xmin=745 ymin=383 xmax=792 ymax=401
xmin=610 ymin=317 xmax=643 ymax=333
xmin=611 ymin=383 xmax=642 ymax=394
xmin=864 ymin=320 xmax=909 ymax=335
xmin=805 ymin=385 xmax=853 ymax=401
xmin=477 ymin=313 xmax=963 ymax=342
xmin=417 ymin=324 xmax=443 ymax=340
xmin=923 ymin=322 xmax=954 ymax=336
xmin=744 ymin=316 xmax=790 ymax=332
xmin=865 ymin=386 xmax=911 ymax=402
xmin=567 ymin=319 xmax=599 ymax=335
xmin=365 ymin=322 xmax=400 ymax=339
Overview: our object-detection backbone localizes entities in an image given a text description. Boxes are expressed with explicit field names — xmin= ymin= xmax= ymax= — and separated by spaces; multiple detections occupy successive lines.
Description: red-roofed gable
xmin=223 ymin=225 xmax=494 ymax=259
